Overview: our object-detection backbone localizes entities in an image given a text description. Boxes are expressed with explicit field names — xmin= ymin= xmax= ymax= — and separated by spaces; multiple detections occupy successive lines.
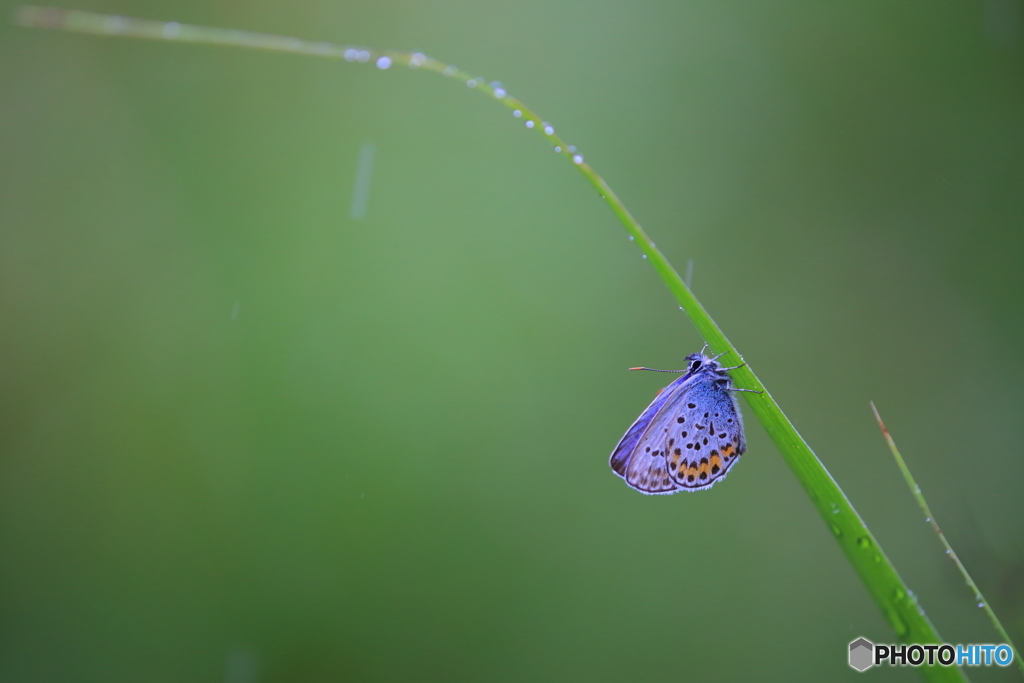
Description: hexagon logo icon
xmin=849 ymin=638 xmax=874 ymax=671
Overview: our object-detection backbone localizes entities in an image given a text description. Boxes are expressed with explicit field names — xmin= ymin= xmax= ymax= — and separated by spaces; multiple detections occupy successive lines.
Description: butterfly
xmin=609 ymin=347 xmax=758 ymax=494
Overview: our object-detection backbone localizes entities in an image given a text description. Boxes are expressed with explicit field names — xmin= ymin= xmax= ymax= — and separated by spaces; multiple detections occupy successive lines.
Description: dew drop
xmin=443 ymin=66 xmax=455 ymax=76
xmin=105 ymin=15 xmax=127 ymax=33
xmin=642 ymin=254 xmax=647 ymax=259
xmin=888 ymin=610 xmax=909 ymax=637
xmin=410 ymin=52 xmax=426 ymax=67
xmin=924 ymin=517 xmax=931 ymax=523
xmin=357 ymin=50 xmax=371 ymax=63
xmin=525 ymin=120 xmax=535 ymax=128
xmin=629 ymin=236 xmax=634 ymax=241
xmin=376 ymin=56 xmax=392 ymax=69
xmin=513 ymin=110 xmax=522 ymax=118
xmin=884 ymin=593 xmax=909 ymax=643
xmin=945 ymin=549 xmax=951 ymax=555
xmin=544 ymin=124 xmax=554 ymax=135
xmin=467 ymin=78 xmax=477 ymax=87
xmin=978 ymin=602 xmax=985 ymax=608
xmin=493 ymin=88 xmax=506 ymax=98
xmin=568 ymin=145 xmax=577 ymax=152
xmin=829 ymin=523 xmax=842 ymax=537
xmin=857 ymin=536 xmax=871 ymax=550
xmin=573 ymin=154 xmax=584 ymax=164
xmin=162 ymin=21 xmax=181 ymax=39
xmin=914 ymin=485 xmax=921 ymax=494
xmin=344 ymin=48 xmax=358 ymax=61
xmin=829 ymin=502 xmax=840 ymax=514
xmin=554 ymin=146 xmax=561 ymax=152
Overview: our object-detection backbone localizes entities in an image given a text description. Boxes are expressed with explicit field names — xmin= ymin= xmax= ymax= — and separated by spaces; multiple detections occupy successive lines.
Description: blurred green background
xmin=1 ymin=1 xmax=1022 ymax=681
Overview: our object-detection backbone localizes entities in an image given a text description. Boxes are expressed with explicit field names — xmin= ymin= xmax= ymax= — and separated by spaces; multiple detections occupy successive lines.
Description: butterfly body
xmin=609 ymin=351 xmax=747 ymax=494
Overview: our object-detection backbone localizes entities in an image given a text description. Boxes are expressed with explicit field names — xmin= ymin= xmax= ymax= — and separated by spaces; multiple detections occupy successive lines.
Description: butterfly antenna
xmin=699 ymin=342 xmax=709 ymax=356
xmin=629 ymin=367 xmax=689 ymax=373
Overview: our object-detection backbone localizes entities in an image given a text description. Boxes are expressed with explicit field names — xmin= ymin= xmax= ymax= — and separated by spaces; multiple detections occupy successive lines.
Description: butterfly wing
xmin=661 ymin=378 xmax=745 ymax=490
xmin=609 ymin=373 xmax=694 ymax=495
xmin=610 ymin=373 xmax=746 ymax=494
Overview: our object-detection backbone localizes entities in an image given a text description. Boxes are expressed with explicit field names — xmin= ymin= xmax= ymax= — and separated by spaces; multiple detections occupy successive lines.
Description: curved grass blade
xmin=14 ymin=7 xmax=970 ymax=680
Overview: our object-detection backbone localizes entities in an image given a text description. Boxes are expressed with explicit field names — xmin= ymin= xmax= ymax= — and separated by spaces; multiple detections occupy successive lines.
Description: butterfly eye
xmin=690 ymin=360 xmax=702 ymax=372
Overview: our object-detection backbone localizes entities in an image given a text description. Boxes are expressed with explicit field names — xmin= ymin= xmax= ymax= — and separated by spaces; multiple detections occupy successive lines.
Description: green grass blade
xmin=871 ymin=403 xmax=1023 ymax=678
xmin=15 ymin=7 xmax=972 ymax=680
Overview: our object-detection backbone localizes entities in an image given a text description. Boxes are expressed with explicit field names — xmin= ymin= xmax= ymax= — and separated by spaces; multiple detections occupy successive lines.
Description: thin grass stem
xmin=871 ymin=402 xmax=1023 ymax=678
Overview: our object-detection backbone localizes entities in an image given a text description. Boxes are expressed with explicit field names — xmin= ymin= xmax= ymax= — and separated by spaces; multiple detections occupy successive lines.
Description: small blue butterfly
xmin=610 ymin=347 xmax=758 ymax=494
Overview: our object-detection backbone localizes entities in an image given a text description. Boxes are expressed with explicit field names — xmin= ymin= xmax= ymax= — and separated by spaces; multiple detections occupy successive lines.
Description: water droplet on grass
xmin=525 ymin=120 xmax=535 ymax=128
xmin=443 ymin=66 xmax=455 ymax=76
xmin=376 ymin=56 xmax=391 ymax=69
xmin=357 ymin=50 xmax=371 ymax=63
xmin=410 ymin=52 xmax=426 ymax=67
xmin=543 ymin=124 xmax=554 ymax=135
xmin=344 ymin=49 xmax=358 ymax=61
xmin=573 ymin=154 xmax=584 ymax=164
xmin=105 ymin=15 xmax=127 ymax=33
xmin=513 ymin=110 xmax=522 ymax=118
